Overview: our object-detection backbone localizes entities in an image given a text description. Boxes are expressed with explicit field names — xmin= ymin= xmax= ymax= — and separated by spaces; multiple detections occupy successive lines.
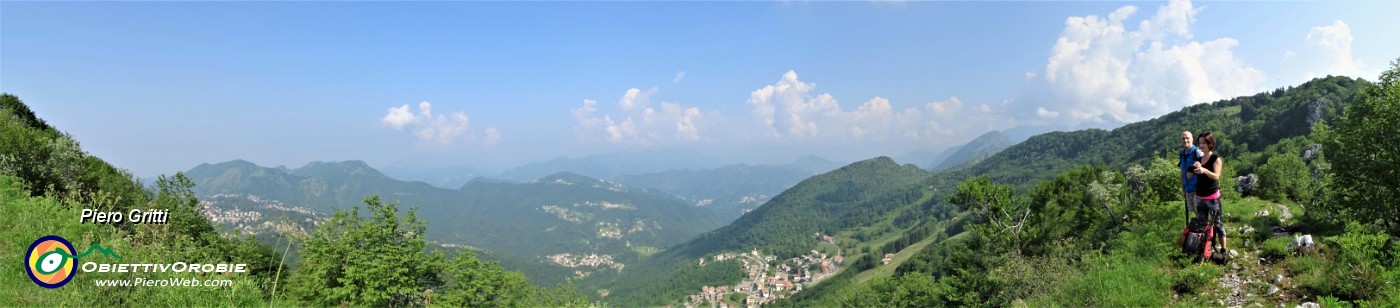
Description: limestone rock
xmin=1235 ymin=174 xmax=1260 ymax=197
xmin=1292 ymin=235 xmax=1315 ymax=250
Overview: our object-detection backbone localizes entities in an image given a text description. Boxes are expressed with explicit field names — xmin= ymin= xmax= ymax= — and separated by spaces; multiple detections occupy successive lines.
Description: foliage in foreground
xmin=288 ymin=195 xmax=592 ymax=307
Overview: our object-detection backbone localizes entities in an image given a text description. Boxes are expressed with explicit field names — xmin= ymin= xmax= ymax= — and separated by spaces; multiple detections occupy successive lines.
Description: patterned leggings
xmin=1195 ymin=197 xmax=1225 ymax=239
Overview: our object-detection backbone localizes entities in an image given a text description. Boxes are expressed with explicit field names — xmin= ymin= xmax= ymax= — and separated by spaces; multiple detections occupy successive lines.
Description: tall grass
xmin=0 ymin=176 xmax=269 ymax=306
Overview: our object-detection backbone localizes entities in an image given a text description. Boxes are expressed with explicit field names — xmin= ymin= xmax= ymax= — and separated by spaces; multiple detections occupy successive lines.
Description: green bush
xmin=1248 ymin=214 xmax=1282 ymax=244
xmin=1260 ymin=237 xmax=1292 ymax=262
xmin=1326 ymin=263 xmax=1384 ymax=301
xmin=1290 ymin=223 xmax=1393 ymax=302
xmin=1329 ymin=222 xmax=1389 ymax=267
xmin=1318 ymin=295 xmax=1353 ymax=308
xmin=1257 ymin=154 xmax=1307 ymax=202
xmin=1288 ymin=253 xmax=1323 ymax=272
xmin=840 ymin=274 xmax=948 ymax=307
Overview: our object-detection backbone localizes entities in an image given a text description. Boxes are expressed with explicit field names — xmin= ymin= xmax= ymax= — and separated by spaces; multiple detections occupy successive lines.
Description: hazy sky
xmin=3 ymin=1 xmax=1396 ymax=177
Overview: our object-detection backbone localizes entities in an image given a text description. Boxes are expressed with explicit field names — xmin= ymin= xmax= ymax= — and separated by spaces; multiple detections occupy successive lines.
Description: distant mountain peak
xmin=497 ymin=150 xmax=724 ymax=181
xmin=534 ymin=172 xmax=632 ymax=193
xmin=218 ymin=159 xmax=258 ymax=168
xmin=856 ymin=156 xmax=898 ymax=167
xmin=930 ymin=130 xmax=1015 ymax=172
xmin=792 ymin=154 xmax=830 ymax=163
xmin=293 ymin=160 xmax=387 ymax=178
xmin=188 ymin=159 xmax=265 ymax=175
xmin=780 ymin=154 xmax=845 ymax=175
xmin=538 ymin=171 xmax=592 ymax=181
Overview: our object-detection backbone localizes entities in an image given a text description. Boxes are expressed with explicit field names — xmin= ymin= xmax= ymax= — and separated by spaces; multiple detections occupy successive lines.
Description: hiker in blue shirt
xmin=1179 ymin=131 xmax=1204 ymax=219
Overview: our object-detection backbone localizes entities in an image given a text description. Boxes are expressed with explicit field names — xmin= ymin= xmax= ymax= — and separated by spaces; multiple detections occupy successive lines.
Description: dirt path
xmin=1218 ymin=268 xmax=1252 ymax=307
xmin=1210 ymin=202 xmax=1300 ymax=307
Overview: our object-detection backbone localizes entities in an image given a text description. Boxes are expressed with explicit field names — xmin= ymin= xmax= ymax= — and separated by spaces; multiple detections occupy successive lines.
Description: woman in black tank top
xmin=1191 ymin=132 xmax=1226 ymax=252
xmin=1195 ymin=153 xmax=1221 ymax=196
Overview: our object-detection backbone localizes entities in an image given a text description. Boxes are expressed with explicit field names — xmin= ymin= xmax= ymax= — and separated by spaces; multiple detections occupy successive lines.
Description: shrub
xmin=1329 ymin=222 xmax=1389 ymax=267
xmin=1318 ymin=295 xmax=1353 ymax=308
xmin=1292 ymin=223 xmax=1392 ymax=302
xmin=1260 ymin=237 xmax=1292 ymax=263
xmin=1248 ymin=214 xmax=1283 ymax=245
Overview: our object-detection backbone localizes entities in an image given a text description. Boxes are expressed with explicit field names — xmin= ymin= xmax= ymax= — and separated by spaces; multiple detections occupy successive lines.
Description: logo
xmin=25 ymin=235 xmax=120 ymax=288
xmin=26 ymin=235 xmax=76 ymax=288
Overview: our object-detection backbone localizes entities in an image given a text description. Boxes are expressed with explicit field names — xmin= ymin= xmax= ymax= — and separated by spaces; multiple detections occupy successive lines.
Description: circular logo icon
xmin=26 ymin=235 xmax=76 ymax=288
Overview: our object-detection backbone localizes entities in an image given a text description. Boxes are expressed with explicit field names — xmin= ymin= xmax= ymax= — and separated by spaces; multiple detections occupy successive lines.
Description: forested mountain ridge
xmin=584 ymin=156 xmax=938 ymax=306
xmin=615 ymin=164 xmax=813 ymax=223
xmin=928 ymin=130 xmax=1015 ymax=172
xmin=671 ymin=157 xmax=930 ymax=259
xmin=949 ymin=75 xmax=1369 ymax=191
xmin=187 ymin=159 xmax=444 ymax=215
xmin=184 ymin=159 xmax=725 ymax=285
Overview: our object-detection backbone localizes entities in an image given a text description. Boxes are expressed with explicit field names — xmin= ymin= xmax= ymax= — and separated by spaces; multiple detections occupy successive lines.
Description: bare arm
xmin=1203 ymin=157 xmax=1222 ymax=181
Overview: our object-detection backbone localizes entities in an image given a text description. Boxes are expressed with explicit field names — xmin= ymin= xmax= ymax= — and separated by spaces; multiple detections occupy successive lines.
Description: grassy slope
xmin=1013 ymin=197 xmax=1397 ymax=307
xmin=0 ymin=176 xmax=284 ymax=306
xmin=855 ymin=233 xmax=941 ymax=285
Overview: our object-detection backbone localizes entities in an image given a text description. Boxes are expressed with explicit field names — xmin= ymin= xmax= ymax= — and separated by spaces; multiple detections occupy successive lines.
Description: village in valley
xmin=199 ymin=194 xmax=323 ymax=237
xmin=548 ymin=252 xmax=625 ymax=278
xmin=679 ymin=233 xmax=848 ymax=308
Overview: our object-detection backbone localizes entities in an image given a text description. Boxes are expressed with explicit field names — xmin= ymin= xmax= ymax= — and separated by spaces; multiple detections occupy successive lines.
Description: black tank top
xmin=1195 ymin=153 xmax=1220 ymax=197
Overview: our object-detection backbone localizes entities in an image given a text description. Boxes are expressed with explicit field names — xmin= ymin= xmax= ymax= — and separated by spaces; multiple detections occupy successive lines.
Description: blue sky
xmin=3 ymin=1 xmax=1396 ymax=177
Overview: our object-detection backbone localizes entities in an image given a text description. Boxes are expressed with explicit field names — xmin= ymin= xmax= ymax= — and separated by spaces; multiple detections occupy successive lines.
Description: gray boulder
xmin=1235 ymin=173 xmax=1260 ymax=197
xmin=1301 ymin=144 xmax=1323 ymax=164
xmin=1292 ymin=234 xmax=1315 ymax=250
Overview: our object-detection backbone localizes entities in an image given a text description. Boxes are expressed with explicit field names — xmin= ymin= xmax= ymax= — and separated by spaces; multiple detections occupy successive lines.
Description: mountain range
xmin=178 ymin=75 xmax=1373 ymax=306
xmin=184 ymin=159 xmax=726 ymax=284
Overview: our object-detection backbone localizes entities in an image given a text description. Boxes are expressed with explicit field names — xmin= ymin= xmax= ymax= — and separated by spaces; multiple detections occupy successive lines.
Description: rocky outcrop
xmin=1306 ymin=97 xmax=1328 ymax=125
xmin=1301 ymin=144 xmax=1323 ymax=164
xmin=1235 ymin=173 xmax=1260 ymax=197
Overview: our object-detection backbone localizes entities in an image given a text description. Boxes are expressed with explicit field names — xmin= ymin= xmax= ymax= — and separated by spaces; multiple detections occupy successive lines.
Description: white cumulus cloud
xmin=379 ymin=101 xmax=498 ymax=146
xmin=1021 ymin=0 xmax=1264 ymax=124
xmin=618 ymin=87 xmax=658 ymax=111
xmin=572 ymin=88 xmax=718 ymax=145
xmin=745 ymin=71 xmax=956 ymax=142
xmin=1274 ymin=20 xmax=1379 ymax=91
xmin=381 ymin=104 xmax=415 ymax=130
xmin=1308 ymin=20 xmax=1362 ymax=76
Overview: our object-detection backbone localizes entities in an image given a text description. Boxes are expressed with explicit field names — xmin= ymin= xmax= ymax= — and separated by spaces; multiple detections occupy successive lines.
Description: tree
xmin=434 ymin=251 xmax=532 ymax=307
xmin=289 ymin=196 xmax=444 ymax=306
xmin=1321 ymin=58 xmax=1400 ymax=233
xmin=153 ymin=172 xmax=217 ymax=241
xmin=948 ymin=176 xmax=1026 ymax=254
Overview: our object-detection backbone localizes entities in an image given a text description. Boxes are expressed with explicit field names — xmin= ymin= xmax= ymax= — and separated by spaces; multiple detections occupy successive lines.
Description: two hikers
xmin=1180 ymin=131 xmax=1226 ymax=253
